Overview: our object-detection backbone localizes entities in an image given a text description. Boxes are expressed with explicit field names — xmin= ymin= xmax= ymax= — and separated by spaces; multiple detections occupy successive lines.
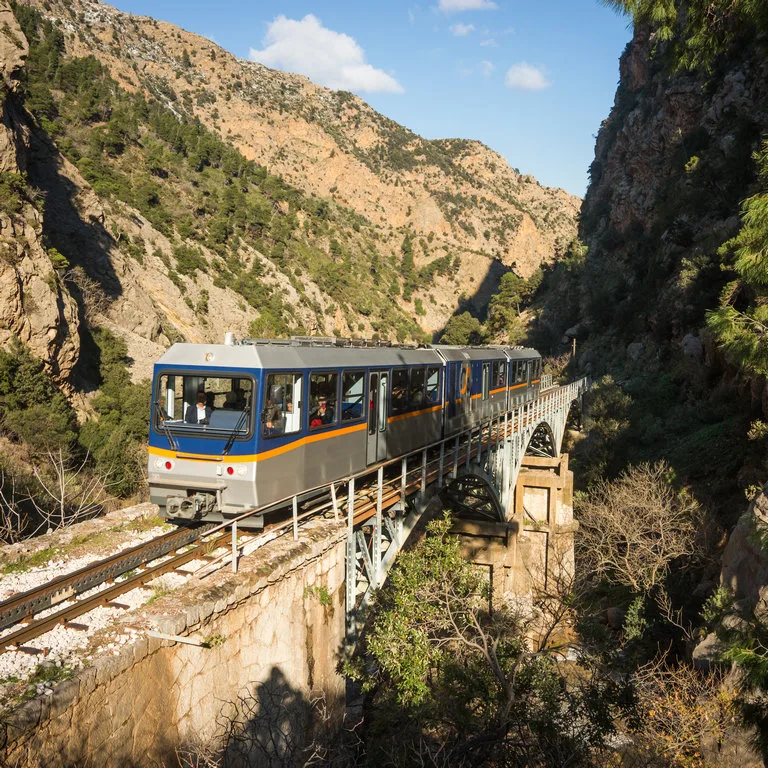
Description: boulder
xmin=682 ymin=333 xmax=703 ymax=359
xmin=692 ymin=631 xmax=726 ymax=670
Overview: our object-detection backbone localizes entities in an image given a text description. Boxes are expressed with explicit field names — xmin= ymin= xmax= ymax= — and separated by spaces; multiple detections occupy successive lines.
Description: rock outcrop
xmin=720 ymin=490 xmax=768 ymax=609
xmin=0 ymin=2 xmax=80 ymax=386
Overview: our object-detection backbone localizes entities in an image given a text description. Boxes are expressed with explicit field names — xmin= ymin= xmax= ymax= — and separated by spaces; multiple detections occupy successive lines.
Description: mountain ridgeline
xmin=0 ymin=0 xmax=578 ymax=389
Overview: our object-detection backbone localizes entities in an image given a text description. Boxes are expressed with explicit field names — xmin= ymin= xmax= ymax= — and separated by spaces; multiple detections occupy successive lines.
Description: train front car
xmin=148 ymin=343 xmax=263 ymax=527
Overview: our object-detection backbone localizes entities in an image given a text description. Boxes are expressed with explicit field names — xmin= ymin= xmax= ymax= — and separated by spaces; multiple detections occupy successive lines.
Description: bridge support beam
xmin=452 ymin=454 xmax=577 ymax=607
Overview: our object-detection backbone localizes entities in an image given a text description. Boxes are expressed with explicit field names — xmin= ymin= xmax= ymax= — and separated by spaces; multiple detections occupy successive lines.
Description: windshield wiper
xmin=222 ymin=410 xmax=249 ymax=456
xmin=154 ymin=402 xmax=178 ymax=451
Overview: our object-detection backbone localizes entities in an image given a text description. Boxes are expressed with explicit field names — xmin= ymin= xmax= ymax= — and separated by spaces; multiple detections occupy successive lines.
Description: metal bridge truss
xmin=342 ymin=377 xmax=589 ymax=640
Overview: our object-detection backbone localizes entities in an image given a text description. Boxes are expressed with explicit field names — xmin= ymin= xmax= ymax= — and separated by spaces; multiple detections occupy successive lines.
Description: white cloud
xmin=439 ymin=0 xmax=497 ymax=12
xmin=479 ymin=38 xmax=497 ymax=47
xmin=250 ymin=15 xmax=403 ymax=94
xmin=504 ymin=62 xmax=549 ymax=91
xmin=457 ymin=59 xmax=495 ymax=78
xmin=450 ymin=22 xmax=475 ymax=36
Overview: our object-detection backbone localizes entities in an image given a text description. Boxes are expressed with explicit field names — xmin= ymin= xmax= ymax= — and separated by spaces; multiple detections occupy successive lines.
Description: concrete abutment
xmin=451 ymin=454 xmax=576 ymax=609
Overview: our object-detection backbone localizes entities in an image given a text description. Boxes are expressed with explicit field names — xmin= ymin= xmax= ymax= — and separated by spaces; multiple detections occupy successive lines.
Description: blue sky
xmin=110 ymin=0 xmax=633 ymax=197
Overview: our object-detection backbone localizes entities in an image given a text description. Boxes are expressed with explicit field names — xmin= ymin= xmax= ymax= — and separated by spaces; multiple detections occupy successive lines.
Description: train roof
xmin=153 ymin=338 xmax=541 ymax=371
xmin=433 ymin=345 xmax=540 ymax=362
xmin=154 ymin=341 xmax=443 ymax=370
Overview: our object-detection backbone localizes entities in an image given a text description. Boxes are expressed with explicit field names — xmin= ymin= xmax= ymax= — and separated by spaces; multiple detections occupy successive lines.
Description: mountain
xmin=534 ymin=6 xmax=768 ymax=503
xmin=0 ymin=0 xmax=579 ymax=385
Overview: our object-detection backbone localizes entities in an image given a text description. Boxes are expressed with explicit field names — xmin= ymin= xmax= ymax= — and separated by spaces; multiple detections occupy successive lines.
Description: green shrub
xmin=0 ymin=172 xmax=28 ymax=214
xmin=0 ymin=339 xmax=77 ymax=455
xmin=78 ymin=328 xmax=150 ymax=496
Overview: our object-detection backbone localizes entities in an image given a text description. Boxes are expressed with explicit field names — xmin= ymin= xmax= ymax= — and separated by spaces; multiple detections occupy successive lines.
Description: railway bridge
xmin=342 ymin=374 xmax=588 ymax=637
xmin=1 ymin=376 xmax=589 ymax=767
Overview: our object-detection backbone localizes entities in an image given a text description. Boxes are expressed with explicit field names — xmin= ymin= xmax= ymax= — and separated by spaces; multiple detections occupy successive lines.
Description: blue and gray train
xmin=147 ymin=337 xmax=542 ymax=526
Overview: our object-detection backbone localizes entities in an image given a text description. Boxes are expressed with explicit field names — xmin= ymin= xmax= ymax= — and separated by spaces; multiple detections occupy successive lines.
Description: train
xmin=147 ymin=336 xmax=542 ymax=527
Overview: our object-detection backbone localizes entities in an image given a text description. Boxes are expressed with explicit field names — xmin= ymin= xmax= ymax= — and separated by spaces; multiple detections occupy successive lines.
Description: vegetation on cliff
xmin=13 ymin=2 xmax=425 ymax=344
xmin=521 ymin=0 xmax=768 ymax=760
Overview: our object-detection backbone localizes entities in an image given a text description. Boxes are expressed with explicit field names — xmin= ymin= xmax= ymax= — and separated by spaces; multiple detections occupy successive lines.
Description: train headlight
xmin=237 ymin=467 xmax=247 ymax=476
xmin=164 ymin=460 xmax=174 ymax=470
xmin=155 ymin=458 xmax=165 ymax=469
xmin=226 ymin=466 xmax=234 ymax=476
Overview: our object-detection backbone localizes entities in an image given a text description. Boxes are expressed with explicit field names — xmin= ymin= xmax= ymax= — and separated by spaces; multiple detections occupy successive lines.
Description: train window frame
xmin=391 ymin=367 xmax=410 ymax=416
xmin=341 ymin=369 xmax=366 ymax=423
xmin=426 ymin=366 xmax=441 ymax=405
xmin=153 ymin=369 xmax=257 ymax=441
xmin=309 ymin=370 xmax=340 ymax=431
xmin=262 ymin=371 xmax=304 ymax=439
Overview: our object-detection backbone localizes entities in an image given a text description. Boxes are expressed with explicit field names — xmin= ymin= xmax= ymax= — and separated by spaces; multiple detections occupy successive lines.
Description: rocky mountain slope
xmin=532 ymin=6 xmax=768 ymax=511
xmin=538 ymin=21 xmax=768 ymax=359
xmin=0 ymin=0 xmax=578 ymax=386
xmin=0 ymin=3 xmax=80 ymax=386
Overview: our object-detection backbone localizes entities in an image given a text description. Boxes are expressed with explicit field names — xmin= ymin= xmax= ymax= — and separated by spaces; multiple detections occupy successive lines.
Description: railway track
xmin=0 ymin=418 xmax=513 ymax=655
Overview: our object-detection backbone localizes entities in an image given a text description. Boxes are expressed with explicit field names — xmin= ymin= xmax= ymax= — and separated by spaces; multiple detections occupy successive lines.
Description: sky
xmin=110 ymin=0 xmax=633 ymax=197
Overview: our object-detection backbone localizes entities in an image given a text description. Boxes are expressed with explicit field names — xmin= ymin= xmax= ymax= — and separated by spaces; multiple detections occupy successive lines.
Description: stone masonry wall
xmin=2 ymin=519 xmax=348 ymax=767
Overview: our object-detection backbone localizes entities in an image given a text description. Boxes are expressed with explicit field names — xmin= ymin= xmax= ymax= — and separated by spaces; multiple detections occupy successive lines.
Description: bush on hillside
xmin=78 ymin=328 xmax=150 ymax=497
xmin=0 ymin=339 xmax=77 ymax=456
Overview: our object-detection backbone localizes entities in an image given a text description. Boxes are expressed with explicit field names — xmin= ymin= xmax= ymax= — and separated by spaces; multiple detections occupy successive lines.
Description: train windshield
xmin=154 ymin=372 xmax=254 ymax=437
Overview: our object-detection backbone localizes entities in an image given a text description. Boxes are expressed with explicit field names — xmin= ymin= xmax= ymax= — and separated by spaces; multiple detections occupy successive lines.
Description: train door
xmin=459 ymin=362 xmax=471 ymax=416
xmin=446 ymin=363 xmax=457 ymax=418
xmin=367 ymin=370 xmax=389 ymax=464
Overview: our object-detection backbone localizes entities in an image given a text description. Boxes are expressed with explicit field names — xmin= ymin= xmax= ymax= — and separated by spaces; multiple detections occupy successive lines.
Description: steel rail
xmin=1 ymin=529 xmax=233 ymax=652
xmin=0 ymin=524 xmax=211 ymax=632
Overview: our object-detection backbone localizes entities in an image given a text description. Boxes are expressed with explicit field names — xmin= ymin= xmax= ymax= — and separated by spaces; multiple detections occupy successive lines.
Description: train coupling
xmin=166 ymin=492 xmax=217 ymax=520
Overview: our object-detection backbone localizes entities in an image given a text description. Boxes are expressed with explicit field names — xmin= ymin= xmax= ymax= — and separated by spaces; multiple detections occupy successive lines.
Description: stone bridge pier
xmin=451 ymin=455 xmax=576 ymax=608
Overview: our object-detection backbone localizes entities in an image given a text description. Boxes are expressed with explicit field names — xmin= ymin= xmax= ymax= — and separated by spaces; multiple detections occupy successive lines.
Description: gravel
xmin=0 ymin=525 xmax=170 ymax=601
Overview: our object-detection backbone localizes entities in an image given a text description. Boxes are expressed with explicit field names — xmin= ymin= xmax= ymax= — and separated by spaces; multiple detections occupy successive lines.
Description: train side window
xmin=492 ymin=361 xmax=506 ymax=389
xmin=391 ymin=367 xmax=409 ymax=415
xmin=263 ymin=372 xmax=302 ymax=438
xmin=341 ymin=370 xmax=365 ymax=422
xmin=426 ymin=366 xmax=440 ymax=404
xmin=482 ymin=363 xmax=490 ymax=400
xmin=515 ymin=361 xmax=526 ymax=384
xmin=309 ymin=371 xmax=339 ymax=429
xmin=410 ymin=367 xmax=426 ymax=410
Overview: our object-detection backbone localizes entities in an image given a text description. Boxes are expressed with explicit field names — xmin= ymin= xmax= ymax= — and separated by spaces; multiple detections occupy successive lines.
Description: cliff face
xmin=538 ymin=24 xmax=768 ymax=357
xmin=0 ymin=0 xmax=579 ymax=387
xmin=0 ymin=3 xmax=80 ymax=386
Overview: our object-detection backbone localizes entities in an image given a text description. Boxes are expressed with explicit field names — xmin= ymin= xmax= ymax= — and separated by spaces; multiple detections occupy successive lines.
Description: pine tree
xmin=707 ymin=141 xmax=768 ymax=375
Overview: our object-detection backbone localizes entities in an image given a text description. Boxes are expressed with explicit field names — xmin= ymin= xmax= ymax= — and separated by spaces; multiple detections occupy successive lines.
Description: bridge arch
xmin=525 ymin=420 xmax=557 ymax=459
xmin=440 ymin=466 xmax=505 ymax=523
